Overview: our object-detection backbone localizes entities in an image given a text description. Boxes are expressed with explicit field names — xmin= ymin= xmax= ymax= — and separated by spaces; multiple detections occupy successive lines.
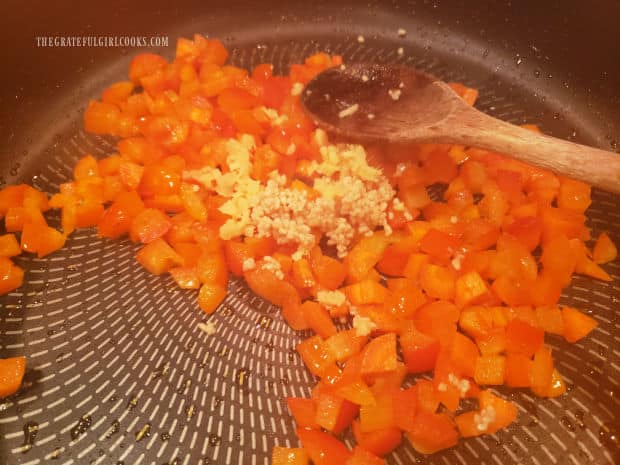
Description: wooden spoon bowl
xmin=301 ymin=64 xmax=620 ymax=193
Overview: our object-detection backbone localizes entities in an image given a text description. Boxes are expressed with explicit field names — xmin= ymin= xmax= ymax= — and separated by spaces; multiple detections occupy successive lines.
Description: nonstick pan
xmin=1 ymin=1 xmax=618 ymax=464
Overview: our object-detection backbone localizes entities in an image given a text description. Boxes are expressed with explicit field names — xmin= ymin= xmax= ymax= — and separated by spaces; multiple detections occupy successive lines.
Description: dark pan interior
xmin=1 ymin=1 xmax=619 ymax=464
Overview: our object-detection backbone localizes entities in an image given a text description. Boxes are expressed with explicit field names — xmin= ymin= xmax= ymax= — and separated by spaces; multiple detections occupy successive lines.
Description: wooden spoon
xmin=301 ymin=63 xmax=620 ymax=193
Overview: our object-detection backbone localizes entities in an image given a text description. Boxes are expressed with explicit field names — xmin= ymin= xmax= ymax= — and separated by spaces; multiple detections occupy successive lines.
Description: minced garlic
xmin=317 ymin=290 xmax=346 ymax=307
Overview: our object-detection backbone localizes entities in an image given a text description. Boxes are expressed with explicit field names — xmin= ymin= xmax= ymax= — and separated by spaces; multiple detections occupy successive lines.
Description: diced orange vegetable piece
xmin=135 ymin=238 xmax=183 ymax=275
xmin=474 ymin=354 xmax=506 ymax=385
xmin=419 ymin=264 xmax=455 ymax=300
xmin=558 ymin=178 xmax=591 ymax=213
xmin=505 ymin=319 xmax=544 ymax=357
xmin=359 ymin=395 xmax=395 ymax=432
xmin=400 ymin=324 xmax=440 ymax=374
xmin=296 ymin=428 xmax=352 ymax=465
xmin=407 ymin=412 xmax=459 ymax=455
xmin=281 ymin=299 xmax=308 ymax=331
xmin=315 ymin=392 xmax=359 ymax=434
xmin=98 ymin=190 xmax=145 ymax=239
xmin=129 ymin=208 xmax=172 ymax=243
xmin=562 ymin=307 xmax=598 ymax=343
xmin=505 ymin=354 xmax=532 ymax=388
xmin=540 ymin=235 xmax=578 ymax=286
xmin=535 ymin=306 xmax=564 ymax=335
xmin=345 ymin=446 xmax=386 ymax=465
xmin=345 ymin=280 xmax=389 ymax=306
xmin=0 ymin=234 xmax=21 ymax=257
xmin=297 ymin=335 xmax=337 ymax=378
xmin=308 ymin=248 xmax=346 ymax=290
xmin=360 ymin=333 xmax=398 ymax=376
xmin=530 ymin=345 xmax=554 ymax=397
xmin=454 ymin=411 xmax=482 ymax=438
xmin=419 ymin=229 xmax=461 ymax=264
xmin=0 ymin=257 xmax=24 ymax=295
xmin=345 ymin=233 xmax=391 ymax=283
xmin=592 ymin=232 xmax=617 ymax=264
xmin=223 ymin=240 xmax=254 ymax=277
xmin=391 ymin=387 xmax=418 ymax=432
xmin=542 ymin=368 xmax=567 ymax=398
xmin=454 ymin=271 xmax=489 ymax=308
xmin=168 ymin=267 xmax=201 ymax=289
xmin=179 ymin=183 xmax=208 ymax=222
xmin=352 ymin=421 xmax=402 ymax=457
xmin=402 ymin=253 xmax=429 ymax=281
xmin=129 ymin=53 xmax=168 ymax=83
xmin=244 ymin=268 xmax=299 ymax=308
xmin=0 ymin=356 xmax=26 ymax=398
xmin=384 ymin=284 xmax=427 ymax=319
xmin=478 ymin=390 xmax=518 ymax=433
xmin=292 ymin=258 xmax=315 ymax=288
xmin=450 ymin=332 xmax=479 ymax=378
xmin=476 ymin=328 xmax=507 ymax=355
xmin=36 ymin=226 xmax=66 ymax=258
xmin=197 ymin=282 xmax=226 ymax=314
xmin=287 ymin=397 xmax=319 ymax=429
xmin=301 ymin=301 xmax=336 ymax=338
xmin=325 ymin=330 xmax=367 ymax=362
xmin=0 ymin=185 xmax=27 ymax=216
xmin=333 ymin=376 xmax=377 ymax=407
xmin=272 ymin=447 xmax=309 ymax=465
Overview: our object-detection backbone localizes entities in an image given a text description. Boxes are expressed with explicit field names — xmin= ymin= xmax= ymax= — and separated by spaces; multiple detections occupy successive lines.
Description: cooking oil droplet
xmin=185 ymin=404 xmax=195 ymax=420
xmin=135 ymin=423 xmax=151 ymax=442
xmin=70 ymin=414 xmax=92 ymax=440
xmin=161 ymin=432 xmax=171 ymax=441
xmin=599 ymin=422 xmax=619 ymax=449
xmin=127 ymin=395 xmax=139 ymax=411
xmin=21 ymin=421 xmax=39 ymax=453
xmin=50 ymin=446 xmax=62 ymax=459
xmin=574 ymin=410 xmax=586 ymax=429
xmin=533 ymin=69 xmax=541 ymax=77
xmin=256 ymin=314 xmax=273 ymax=329
xmin=560 ymin=416 xmax=575 ymax=432
xmin=106 ymin=419 xmax=120 ymax=439
xmin=208 ymin=433 xmax=221 ymax=446
xmin=515 ymin=57 xmax=522 ymax=65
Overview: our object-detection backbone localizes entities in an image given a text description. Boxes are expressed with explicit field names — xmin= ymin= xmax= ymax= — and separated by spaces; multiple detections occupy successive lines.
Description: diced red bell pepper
xmin=287 ymin=397 xmax=319 ymax=429
xmin=0 ymin=356 xmax=26 ymax=398
xmin=360 ymin=333 xmax=398 ymax=376
xmin=0 ymin=257 xmax=24 ymax=295
xmin=272 ymin=447 xmax=309 ymax=465
xmin=296 ymin=428 xmax=352 ymax=465
xmin=400 ymin=323 xmax=440 ymax=374
xmin=406 ymin=412 xmax=459 ymax=455
xmin=352 ymin=421 xmax=402 ymax=457
xmin=562 ymin=307 xmax=598 ymax=343
xmin=135 ymin=238 xmax=183 ymax=275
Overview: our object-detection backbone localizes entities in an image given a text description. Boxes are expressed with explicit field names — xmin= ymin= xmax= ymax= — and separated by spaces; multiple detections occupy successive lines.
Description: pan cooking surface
xmin=1 ymin=17 xmax=619 ymax=465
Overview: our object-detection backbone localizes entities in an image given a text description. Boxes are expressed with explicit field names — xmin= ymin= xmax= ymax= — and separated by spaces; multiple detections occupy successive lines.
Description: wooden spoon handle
xmin=450 ymin=109 xmax=620 ymax=193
